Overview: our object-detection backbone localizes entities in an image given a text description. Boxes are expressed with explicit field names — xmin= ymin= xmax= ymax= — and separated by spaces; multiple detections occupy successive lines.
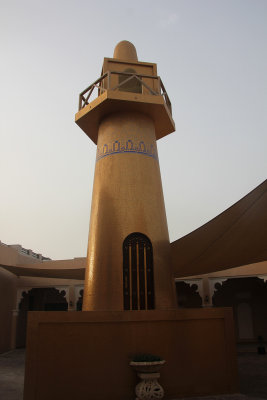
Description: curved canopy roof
xmin=0 ymin=258 xmax=86 ymax=280
xmin=1 ymin=181 xmax=266 ymax=280
xmin=171 ymin=179 xmax=267 ymax=278
xmin=0 ymin=264 xmax=85 ymax=280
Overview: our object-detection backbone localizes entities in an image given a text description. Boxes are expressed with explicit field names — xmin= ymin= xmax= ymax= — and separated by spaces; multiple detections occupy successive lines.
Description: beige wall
xmin=24 ymin=309 xmax=238 ymax=400
xmin=0 ymin=244 xmax=21 ymax=352
xmin=0 ymin=267 xmax=17 ymax=353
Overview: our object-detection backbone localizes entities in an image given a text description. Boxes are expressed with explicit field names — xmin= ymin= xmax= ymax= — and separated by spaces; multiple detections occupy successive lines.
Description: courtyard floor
xmin=0 ymin=349 xmax=267 ymax=400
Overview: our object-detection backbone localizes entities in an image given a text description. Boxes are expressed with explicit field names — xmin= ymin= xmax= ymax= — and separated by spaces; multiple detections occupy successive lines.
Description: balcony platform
xmin=75 ymin=90 xmax=175 ymax=144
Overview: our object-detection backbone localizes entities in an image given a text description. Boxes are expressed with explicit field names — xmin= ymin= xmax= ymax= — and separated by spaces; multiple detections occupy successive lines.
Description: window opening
xmin=123 ymin=233 xmax=154 ymax=310
xmin=118 ymin=68 xmax=142 ymax=94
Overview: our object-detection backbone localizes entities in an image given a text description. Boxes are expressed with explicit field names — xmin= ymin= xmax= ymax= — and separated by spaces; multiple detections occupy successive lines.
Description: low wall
xmin=0 ymin=268 xmax=17 ymax=353
xmin=24 ymin=308 xmax=238 ymax=399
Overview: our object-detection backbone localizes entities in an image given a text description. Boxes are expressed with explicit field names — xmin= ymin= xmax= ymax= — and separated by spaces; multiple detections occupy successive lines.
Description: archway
xmin=237 ymin=302 xmax=254 ymax=339
xmin=16 ymin=287 xmax=68 ymax=348
xmin=175 ymin=281 xmax=202 ymax=308
xmin=213 ymin=277 xmax=267 ymax=341
xmin=123 ymin=233 xmax=154 ymax=310
xmin=76 ymin=289 xmax=84 ymax=311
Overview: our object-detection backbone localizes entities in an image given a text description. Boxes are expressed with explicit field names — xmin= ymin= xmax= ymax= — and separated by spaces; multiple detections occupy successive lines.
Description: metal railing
xmin=78 ymin=71 xmax=172 ymax=114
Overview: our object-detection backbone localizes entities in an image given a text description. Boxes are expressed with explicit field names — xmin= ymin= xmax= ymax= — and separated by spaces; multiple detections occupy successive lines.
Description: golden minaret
xmin=75 ymin=41 xmax=176 ymax=311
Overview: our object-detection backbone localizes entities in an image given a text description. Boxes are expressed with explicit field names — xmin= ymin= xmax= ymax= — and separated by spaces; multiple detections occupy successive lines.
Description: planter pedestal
xmin=135 ymin=372 xmax=164 ymax=400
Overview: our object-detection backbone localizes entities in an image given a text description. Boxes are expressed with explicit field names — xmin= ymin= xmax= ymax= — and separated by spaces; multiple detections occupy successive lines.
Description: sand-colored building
xmin=1 ymin=178 xmax=266 ymax=353
xmin=2 ymin=40 xmax=266 ymax=399
xmin=1 ymin=40 xmax=267 ymax=355
xmin=0 ymin=241 xmax=85 ymax=353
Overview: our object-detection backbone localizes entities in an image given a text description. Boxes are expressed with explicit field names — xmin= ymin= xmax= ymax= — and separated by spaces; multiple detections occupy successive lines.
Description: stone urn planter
xmin=130 ymin=356 xmax=166 ymax=400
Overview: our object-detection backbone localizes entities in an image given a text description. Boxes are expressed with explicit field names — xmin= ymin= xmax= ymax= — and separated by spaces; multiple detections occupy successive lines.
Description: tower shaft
xmin=82 ymin=111 xmax=175 ymax=310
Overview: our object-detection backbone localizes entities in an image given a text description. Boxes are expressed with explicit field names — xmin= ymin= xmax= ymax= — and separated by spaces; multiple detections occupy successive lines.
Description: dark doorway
xmin=76 ymin=289 xmax=84 ymax=311
xmin=16 ymin=287 xmax=68 ymax=348
xmin=175 ymin=281 xmax=202 ymax=308
xmin=123 ymin=233 xmax=154 ymax=310
xmin=213 ymin=277 xmax=267 ymax=341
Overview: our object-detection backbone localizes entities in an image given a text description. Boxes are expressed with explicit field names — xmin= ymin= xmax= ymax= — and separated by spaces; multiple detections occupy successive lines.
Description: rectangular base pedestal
xmin=23 ymin=308 xmax=238 ymax=399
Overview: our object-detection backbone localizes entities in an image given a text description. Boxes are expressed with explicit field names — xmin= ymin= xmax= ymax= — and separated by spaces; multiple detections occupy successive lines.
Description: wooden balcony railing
xmin=78 ymin=71 xmax=172 ymax=115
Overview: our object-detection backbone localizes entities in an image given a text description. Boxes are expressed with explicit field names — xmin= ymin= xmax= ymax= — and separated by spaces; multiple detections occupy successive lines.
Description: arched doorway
xmin=237 ymin=302 xmax=254 ymax=340
xmin=123 ymin=233 xmax=154 ymax=310
xmin=212 ymin=277 xmax=267 ymax=341
xmin=76 ymin=289 xmax=84 ymax=311
xmin=176 ymin=281 xmax=202 ymax=308
xmin=16 ymin=287 xmax=68 ymax=348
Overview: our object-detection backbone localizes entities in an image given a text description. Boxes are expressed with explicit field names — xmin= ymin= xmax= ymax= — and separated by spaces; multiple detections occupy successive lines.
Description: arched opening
xmin=237 ymin=302 xmax=254 ymax=339
xmin=16 ymin=287 xmax=68 ymax=348
xmin=123 ymin=233 xmax=154 ymax=310
xmin=212 ymin=277 xmax=267 ymax=342
xmin=175 ymin=281 xmax=202 ymax=308
xmin=118 ymin=68 xmax=142 ymax=94
xmin=76 ymin=289 xmax=84 ymax=311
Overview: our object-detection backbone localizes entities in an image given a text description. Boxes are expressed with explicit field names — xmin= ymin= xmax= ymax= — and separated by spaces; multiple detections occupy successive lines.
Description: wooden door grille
xmin=123 ymin=233 xmax=154 ymax=310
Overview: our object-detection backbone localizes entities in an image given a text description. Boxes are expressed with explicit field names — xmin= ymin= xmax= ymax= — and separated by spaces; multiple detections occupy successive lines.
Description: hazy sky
xmin=1 ymin=0 xmax=266 ymax=260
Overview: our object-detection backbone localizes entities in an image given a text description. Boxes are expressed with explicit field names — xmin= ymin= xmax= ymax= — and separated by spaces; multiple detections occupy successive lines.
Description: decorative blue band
xmin=96 ymin=139 xmax=158 ymax=162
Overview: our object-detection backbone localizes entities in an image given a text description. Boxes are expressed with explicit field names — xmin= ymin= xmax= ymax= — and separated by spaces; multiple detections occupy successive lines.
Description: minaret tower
xmin=75 ymin=41 xmax=176 ymax=311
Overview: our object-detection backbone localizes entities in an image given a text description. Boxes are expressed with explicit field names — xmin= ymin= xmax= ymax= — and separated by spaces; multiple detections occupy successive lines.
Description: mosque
xmin=1 ymin=41 xmax=266 ymax=399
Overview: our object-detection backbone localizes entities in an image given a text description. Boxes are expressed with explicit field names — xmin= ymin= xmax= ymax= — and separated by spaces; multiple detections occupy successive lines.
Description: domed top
xmin=113 ymin=41 xmax=138 ymax=61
